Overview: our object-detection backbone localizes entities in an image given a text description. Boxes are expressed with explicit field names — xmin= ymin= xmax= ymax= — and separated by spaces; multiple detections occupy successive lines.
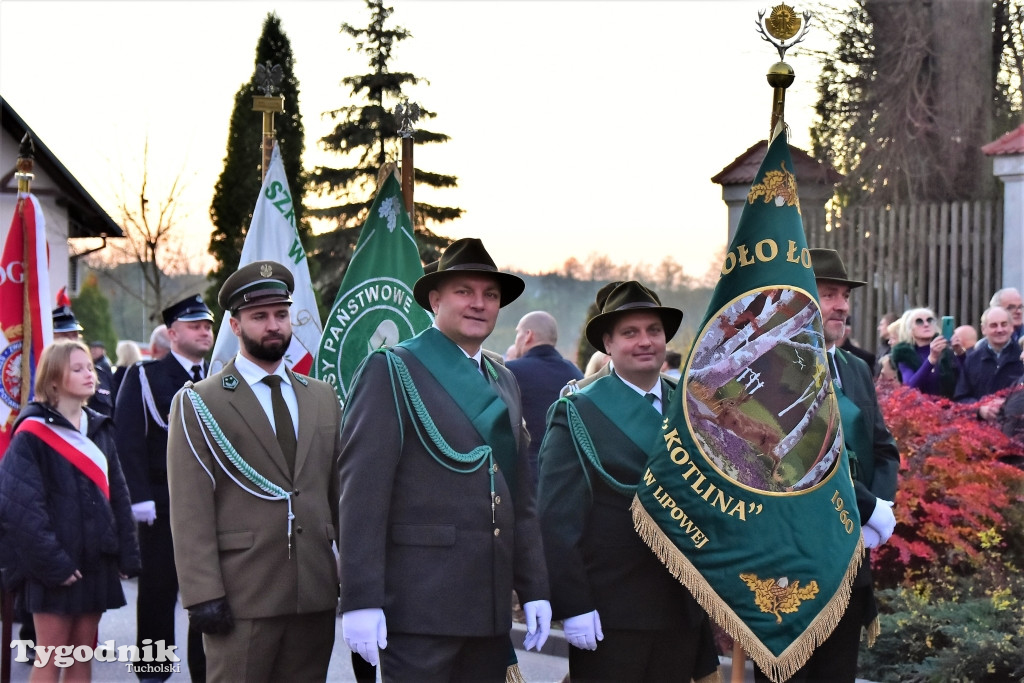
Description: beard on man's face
xmin=240 ymin=328 xmax=291 ymax=363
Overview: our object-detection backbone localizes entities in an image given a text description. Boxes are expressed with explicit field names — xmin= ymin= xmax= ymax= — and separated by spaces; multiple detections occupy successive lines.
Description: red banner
xmin=0 ymin=194 xmax=52 ymax=456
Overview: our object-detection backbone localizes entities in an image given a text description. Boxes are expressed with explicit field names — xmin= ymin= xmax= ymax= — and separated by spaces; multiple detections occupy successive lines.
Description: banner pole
xmin=1 ymin=132 xmax=35 ymax=683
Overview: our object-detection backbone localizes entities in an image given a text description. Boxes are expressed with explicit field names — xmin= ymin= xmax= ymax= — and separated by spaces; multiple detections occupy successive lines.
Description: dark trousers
xmin=568 ymin=626 xmax=702 ymax=683
xmin=381 ymin=632 xmax=508 ymax=682
xmin=136 ymin=514 xmax=206 ymax=682
xmin=753 ymin=585 xmax=871 ymax=683
xmin=203 ymin=610 xmax=335 ymax=683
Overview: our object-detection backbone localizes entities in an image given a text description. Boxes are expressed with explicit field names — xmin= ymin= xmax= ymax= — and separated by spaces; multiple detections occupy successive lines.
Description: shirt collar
xmin=170 ymin=349 xmax=203 ymax=377
xmin=233 ymin=353 xmax=290 ymax=387
xmin=616 ymin=371 xmax=662 ymax=400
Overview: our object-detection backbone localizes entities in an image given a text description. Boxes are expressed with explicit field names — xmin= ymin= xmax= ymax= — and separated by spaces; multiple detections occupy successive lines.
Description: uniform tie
xmin=645 ymin=392 xmax=660 ymax=414
xmin=191 ymin=364 xmax=203 ymax=383
xmin=262 ymin=375 xmax=296 ymax=473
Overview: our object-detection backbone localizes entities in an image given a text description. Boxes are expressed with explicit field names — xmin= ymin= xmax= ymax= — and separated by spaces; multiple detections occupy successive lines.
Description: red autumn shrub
xmin=871 ymin=382 xmax=1024 ymax=588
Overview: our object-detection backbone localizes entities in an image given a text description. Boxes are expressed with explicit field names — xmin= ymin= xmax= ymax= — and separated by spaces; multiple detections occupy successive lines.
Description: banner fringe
xmin=632 ymin=496 xmax=863 ymax=683
xmin=865 ymin=615 xmax=880 ymax=648
xmin=505 ymin=663 xmax=526 ymax=683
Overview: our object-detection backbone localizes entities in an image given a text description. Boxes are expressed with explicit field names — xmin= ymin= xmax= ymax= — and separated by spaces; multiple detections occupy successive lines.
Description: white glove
xmin=563 ymin=610 xmax=603 ymax=651
xmin=131 ymin=501 xmax=157 ymax=525
xmin=341 ymin=608 xmax=387 ymax=666
xmin=861 ymin=525 xmax=881 ymax=549
xmin=522 ymin=600 xmax=552 ymax=651
xmin=866 ymin=498 xmax=896 ymax=545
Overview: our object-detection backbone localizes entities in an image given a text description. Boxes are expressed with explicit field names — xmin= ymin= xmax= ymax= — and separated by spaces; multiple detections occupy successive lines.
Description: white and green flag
xmin=210 ymin=143 xmax=322 ymax=374
xmin=314 ymin=172 xmax=431 ymax=405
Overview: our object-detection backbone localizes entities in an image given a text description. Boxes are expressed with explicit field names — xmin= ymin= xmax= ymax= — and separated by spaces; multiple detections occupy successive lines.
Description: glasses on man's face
xmin=914 ymin=317 xmax=936 ymax=326
xmin=1005 ymin=305 xmax=1024 ymax=313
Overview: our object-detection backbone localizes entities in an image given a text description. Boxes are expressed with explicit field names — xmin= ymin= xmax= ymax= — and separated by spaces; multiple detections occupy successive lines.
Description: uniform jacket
xmin=115 ymin=354 xmax=197 ymax=512
xmin=537 ymin=373 xmax=705 ymax=630
xmin=337 ymin=337 xmax=549 ymax=637
xmin=166 ymin=359 xmax=341 ymax=619
xmin=835 ymin=349 xmax=900 ymax=591
xmin=0 ymin=402 xmax=140 ymax=587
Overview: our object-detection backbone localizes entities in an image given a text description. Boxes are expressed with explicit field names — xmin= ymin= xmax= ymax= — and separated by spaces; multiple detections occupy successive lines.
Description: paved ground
xmin=7 ymin=579 xmax=874 ymax=682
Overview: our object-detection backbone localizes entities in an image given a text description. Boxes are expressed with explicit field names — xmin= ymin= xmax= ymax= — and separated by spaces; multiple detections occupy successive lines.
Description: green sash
xmin=560 ymin=373 xmax=670 ymax=496
xmin=580 ymin=373 xmax=669 ymax=454
xmin=398 ymin=327 xmax=519 ymax=501
xmin=834 ymin=350 xmax=874 ymax=486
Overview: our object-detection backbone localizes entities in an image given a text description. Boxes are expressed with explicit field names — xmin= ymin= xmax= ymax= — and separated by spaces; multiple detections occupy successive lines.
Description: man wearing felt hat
xmin=536 ymin=281 xmax=720 ymax=682
xmin=114 ymin=293 xmax=214 ymax=681
xmin=166 ymin=261 xmax=342 ymax=681
xmin=752 ymin=249 xmax=899 ymax=682
xmin=338 ymin=238 xmax=551 ymax=680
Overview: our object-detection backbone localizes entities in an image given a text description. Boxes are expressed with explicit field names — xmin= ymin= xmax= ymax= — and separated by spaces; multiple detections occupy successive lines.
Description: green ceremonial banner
xmin=314 ymin=173 xmax=432 ymax=405
xmin=632 ymin=129 xmax=862 ymax=681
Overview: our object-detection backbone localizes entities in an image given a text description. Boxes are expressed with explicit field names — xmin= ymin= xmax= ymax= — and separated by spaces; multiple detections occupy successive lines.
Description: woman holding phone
xmin=889 ymin=307 xmax=959 ymax=398
xmin=0 ymin=340 xmax=140 ymax=682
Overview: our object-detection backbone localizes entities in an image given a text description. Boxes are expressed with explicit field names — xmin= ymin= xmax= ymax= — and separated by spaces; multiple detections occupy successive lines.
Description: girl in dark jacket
xmin=0 ymin=340 xmax=141 ymax=682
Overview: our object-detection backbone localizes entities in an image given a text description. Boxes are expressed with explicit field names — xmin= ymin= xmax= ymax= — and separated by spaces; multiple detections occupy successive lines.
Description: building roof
xmin=711 ymin=139 xmax=843 ymax=186
xmin=1 ymin=97 xmax=123 ymax=239
xmin=981 ymin=123 xmax=1024 ymax=156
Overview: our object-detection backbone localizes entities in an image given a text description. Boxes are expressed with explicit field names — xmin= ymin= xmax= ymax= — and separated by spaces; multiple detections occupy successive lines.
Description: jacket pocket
xmin=217 ymin=531 xmax=254 ymax=551
xmin=391 ymin=524 xmax=456 ymax=547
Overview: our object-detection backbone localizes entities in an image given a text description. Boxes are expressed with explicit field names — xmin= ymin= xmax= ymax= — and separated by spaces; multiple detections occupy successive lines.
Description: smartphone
xmin=942 ymin=315 xmax=955 ymax=340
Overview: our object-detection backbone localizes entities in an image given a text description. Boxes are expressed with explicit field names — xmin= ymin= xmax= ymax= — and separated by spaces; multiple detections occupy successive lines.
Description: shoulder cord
xmin=381 ymin=350 xmax=497 ymax=515
xmin=176 ymin=389 xmax=295 ymax=556
xmin=559 ymin=396 xmax=634 ymax=497
xmin=138 ymin=365 xmax=168 ymax=434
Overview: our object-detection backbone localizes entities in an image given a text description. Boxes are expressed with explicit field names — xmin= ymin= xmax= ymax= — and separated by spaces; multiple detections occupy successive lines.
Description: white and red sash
xmin=17 ymin=417 xmax=110 ymax=499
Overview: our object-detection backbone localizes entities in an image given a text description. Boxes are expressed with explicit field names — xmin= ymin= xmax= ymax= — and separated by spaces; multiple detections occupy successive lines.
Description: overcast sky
xmin=0 ymin=0 xmax=842 ymax=277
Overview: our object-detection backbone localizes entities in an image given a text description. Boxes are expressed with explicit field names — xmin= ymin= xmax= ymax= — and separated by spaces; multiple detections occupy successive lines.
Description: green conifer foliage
xmin=72 ymin=274 xmax=119 ymax=352
xmin=207 ymin=12 xmax=309 ymax=317
xmin=310 ymin=0 xmax=457 ymax=305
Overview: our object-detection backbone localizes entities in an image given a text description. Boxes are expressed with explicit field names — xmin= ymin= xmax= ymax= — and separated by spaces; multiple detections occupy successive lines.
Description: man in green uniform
xmin=338 ymin=238 xmax=551 ymax=681
xmin=537 ymin=281 xmax=720 ymax=682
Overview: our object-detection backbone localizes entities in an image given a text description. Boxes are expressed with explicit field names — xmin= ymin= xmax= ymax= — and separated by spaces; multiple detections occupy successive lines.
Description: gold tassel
xmin=631 ymin=497 xmax=863 ymax=683
xmin=864 ymin=616 xmax=881 ymax=648
xmin=506 ymin=663 xmax=527 ymax=683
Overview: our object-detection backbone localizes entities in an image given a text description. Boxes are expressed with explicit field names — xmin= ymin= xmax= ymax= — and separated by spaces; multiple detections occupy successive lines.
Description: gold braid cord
xmin=696 ymin=670 xmax=724 ymax=683
xmin=631 ymin=496 xmax=864 ymax=683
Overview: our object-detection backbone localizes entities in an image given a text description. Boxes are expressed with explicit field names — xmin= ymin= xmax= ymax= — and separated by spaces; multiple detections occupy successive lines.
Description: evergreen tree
xmin=207 ymin=12 xmax=309 ymax=317
xmin=72 ymin=273 xmax=119 ymax=352
xmin=310 ymin=0 xmax=458 ymax=304
xmin=811 ymin=0 xmax=1023 ymax=205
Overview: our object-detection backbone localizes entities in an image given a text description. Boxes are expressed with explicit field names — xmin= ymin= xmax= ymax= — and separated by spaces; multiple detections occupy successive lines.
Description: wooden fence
xmin=807 ymin=200 xmax=1004 ymax=351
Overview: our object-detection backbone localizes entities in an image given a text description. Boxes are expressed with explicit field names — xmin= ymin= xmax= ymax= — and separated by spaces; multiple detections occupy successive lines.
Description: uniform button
xmin=492 ymin=464 xmax=499 ymax=473
xmin=296 ymin=526 xmax=304 ymax=534
xmin=293 ymin=490 xmax=300 ymax=496
xmin=494 ymin=495 xmax=501 ymax=505
xmin=493 ymin=528 xmax=500 ymax=537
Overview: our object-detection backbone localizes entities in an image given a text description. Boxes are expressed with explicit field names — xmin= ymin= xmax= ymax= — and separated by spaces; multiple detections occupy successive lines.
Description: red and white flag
xmin=0 ymin=193 xmax=52 ymax=456
xmin=210 ymin=143 xmax=322 ymax=375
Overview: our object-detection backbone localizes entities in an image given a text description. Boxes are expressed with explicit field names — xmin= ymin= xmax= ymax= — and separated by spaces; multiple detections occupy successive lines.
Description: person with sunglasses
xmin=889 ymin=307 xmax=958 ymax=398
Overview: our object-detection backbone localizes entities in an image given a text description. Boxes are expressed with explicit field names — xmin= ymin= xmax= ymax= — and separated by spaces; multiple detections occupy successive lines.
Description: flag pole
xmin=395 ymin=100 xmax=420 ymax=220
xmin=756 ymin=3 xmax=810 ymax=140
xmin=16 ymin=135 xmax=34 ymax=412
xmin=1 ymin=132 xmax=35 ymax=683
xmin=252 ymin=60 xmax=285 ymax=182
xmin=727 ymin=5 xmax=811 ymax=679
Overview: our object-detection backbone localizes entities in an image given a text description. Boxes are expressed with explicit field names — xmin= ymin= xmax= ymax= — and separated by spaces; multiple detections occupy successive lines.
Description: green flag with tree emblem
xmin=632 ymin=128 xmax=862 ymax=681
xmin=314 ymin=172 xmax=432 ymax=406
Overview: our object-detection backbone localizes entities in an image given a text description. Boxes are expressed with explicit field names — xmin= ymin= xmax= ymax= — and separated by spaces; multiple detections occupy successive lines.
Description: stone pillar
xmin=993 ymin=152 xmax=1024 ymax=288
